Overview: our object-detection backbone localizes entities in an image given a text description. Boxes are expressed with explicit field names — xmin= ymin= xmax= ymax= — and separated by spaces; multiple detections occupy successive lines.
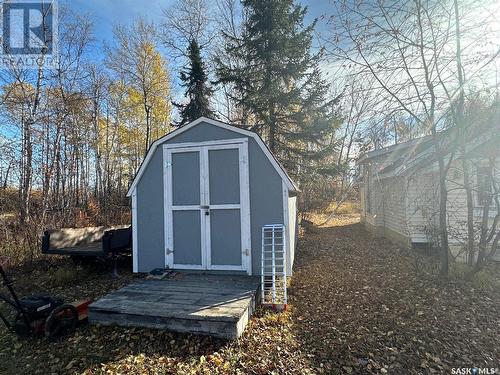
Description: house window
xmin=476 ymin=166 xmax=492 ymax=206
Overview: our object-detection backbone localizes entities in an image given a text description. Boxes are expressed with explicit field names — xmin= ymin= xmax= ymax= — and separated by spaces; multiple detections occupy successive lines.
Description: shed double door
xmin=164 ymin=140 xmax=251 ymax=275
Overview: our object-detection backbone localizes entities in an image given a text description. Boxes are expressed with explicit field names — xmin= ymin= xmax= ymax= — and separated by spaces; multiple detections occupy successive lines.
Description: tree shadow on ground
xmin=289 ymin=219 xmax=500 ymax=374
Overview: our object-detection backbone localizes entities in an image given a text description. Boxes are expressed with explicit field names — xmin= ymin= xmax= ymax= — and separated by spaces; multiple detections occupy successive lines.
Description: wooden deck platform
xmin=89 ymin=274 xmax=260 ymax=339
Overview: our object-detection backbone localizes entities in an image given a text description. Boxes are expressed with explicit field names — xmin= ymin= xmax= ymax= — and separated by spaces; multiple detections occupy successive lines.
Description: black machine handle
xmin=0 ymin=262 xmax=31 ymax=331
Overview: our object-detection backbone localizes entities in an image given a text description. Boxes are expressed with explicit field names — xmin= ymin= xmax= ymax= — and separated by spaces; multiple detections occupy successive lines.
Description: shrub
xmin=49 ymin=265 xmax=89 ymax=287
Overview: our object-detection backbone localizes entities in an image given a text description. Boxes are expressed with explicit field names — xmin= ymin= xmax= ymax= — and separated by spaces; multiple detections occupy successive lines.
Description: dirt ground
xmin=0 ymin=215 xmax=499 ymax=374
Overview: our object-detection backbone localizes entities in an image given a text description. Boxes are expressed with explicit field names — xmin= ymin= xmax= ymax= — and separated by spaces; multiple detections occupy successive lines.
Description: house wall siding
xmin=445 ymin=159 xmax=500 ymax=261
xmin=363 ymin=164 xmax=386 ymax=232
xmin=360 ymin=182 xmax=366 ymax=223
xmin=360 ymin=155 xmax=499 ymax=262
xmin=381 ymin=176 xmax=408 ymax=243
xmin=407 ymin=172 xmax=439 ymax=244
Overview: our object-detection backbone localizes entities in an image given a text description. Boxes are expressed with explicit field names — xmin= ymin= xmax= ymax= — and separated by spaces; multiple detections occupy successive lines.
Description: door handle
xmin=200 ymin=205 xmax=209 ymax=210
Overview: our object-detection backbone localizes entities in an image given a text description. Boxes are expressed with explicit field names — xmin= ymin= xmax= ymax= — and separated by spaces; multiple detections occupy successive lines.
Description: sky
xmin=65 ymin=0 xmax=171 ymax=46
xmin=61 ymin=0 xmax=332 ymax=99
xmin=63 ymin=0 xmax=330 ymax=46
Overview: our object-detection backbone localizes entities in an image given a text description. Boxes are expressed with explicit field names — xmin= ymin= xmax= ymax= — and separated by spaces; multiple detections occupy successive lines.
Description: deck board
xmin=89 ymin=274 xmax=260 ymax=339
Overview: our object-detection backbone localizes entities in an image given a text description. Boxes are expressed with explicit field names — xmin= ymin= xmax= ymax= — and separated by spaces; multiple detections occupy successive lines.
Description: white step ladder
xmin=261 ymin=224 xmax=287 ymax=310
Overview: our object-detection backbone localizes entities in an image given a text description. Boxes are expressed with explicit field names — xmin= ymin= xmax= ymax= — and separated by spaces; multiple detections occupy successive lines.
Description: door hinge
xmin=166 ymin=248 xmax=174 ymax=255
xmin=243 ymin=248 xmax=250 ymax=256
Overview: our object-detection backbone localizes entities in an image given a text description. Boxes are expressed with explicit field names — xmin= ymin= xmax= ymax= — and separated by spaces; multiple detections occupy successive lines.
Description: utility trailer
xmin=42 ymin=226 xmax=132 ymax=274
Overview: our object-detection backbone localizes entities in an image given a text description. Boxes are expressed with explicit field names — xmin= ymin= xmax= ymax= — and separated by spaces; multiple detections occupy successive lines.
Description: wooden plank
xmin=138 ymin=275 xmax=260 ymax=284
xmin=130 ymin=279 xmax=260 ymax=290
xmin=89 ymin=310 xmax=239 ymax=339
xmin=89 ymin=276 xmax=259 ymax=339
xmin=90 ymin=291 xmax=257 ymax=339
xmin=91 ymin=294 xmax=253 ymax=310
xmin=91 ymin=286 xmax=256 ymax=301
xmin=90 ymin=297 xmax=253 ymax=313
xmin=90 ymin=301 xmax=248 ymax=316
xmin=127 ymin=281 xmax=260 ymax=292
xmin=97 ymin=286 xmax=255 ymax=297
xmin=90 ymin=297 xmax=254 ymax=321
xmin=102 ymin=288 xmax=256 ymax=301
xmin=122 ymin=283 xmax=258 ymax=295
xmin=91 ymin=307 xmax=239 ymax=322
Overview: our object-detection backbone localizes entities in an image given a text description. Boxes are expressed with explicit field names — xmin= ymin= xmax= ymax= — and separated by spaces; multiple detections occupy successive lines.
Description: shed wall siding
xmin=134 ymin=121 xmax=289 ymax=275
xmin=136 ymin=149 xmax=165 ymax=272
xmin=248 ymin=138 xmax=284 ymax=274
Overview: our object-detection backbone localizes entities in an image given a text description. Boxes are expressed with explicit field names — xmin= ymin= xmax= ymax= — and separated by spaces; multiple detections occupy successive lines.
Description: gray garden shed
xmin=126 ymin=117 xmax=298 ymax=276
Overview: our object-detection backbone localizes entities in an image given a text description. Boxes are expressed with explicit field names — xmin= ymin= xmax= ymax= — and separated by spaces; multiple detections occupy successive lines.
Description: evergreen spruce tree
xmin=174 ymin=39 xmax=215 ymax=125
xmin=216 ymin=0 xmax=340 ymax=179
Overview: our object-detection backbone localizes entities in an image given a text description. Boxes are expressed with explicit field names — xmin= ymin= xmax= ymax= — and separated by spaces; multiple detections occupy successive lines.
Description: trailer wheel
xmin=45 ymin=304 xmax=78 ymax=339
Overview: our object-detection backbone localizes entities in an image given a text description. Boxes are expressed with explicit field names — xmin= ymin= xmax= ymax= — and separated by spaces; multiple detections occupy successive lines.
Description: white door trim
xmin=201 ymin=146 xmax=210 ymax=270
xmin=165 ymin=146 xmax=205 ymax=270
xmin=164 ymin=138 xmax=248 ymax=149
xmin=163 ymin=140 xmax=252 ymax=275
xmin=131 ymin=188 xmax=138 ymax=273
xmin=282 ymin=180 xmax=291 ymax=276
xmin=239 ymin=141 xmax=252 ymax=275
xmin=163 ymin=145 xmax=174 ymax=268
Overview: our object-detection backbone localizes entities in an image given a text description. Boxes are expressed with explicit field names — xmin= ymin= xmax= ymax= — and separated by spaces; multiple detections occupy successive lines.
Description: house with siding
xmin=357 ymin=127 xmax=500 ymax=263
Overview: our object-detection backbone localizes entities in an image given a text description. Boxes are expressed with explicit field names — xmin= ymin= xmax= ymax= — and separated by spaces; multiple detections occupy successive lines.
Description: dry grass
xmin=0 ymin=195 xmax=131 ymax=266
xmin=303 ymin=200 xmax=361 ymax=226
xmin=328 ymin=201 xmax=361 ymax=215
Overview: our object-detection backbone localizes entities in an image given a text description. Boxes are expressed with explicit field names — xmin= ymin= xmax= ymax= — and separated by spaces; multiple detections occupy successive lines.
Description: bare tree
xmin=106 ymin=20 xmax=171 ymax=153
xmin=324 ymin=0 xmax=500 ymax=276
xmin=160 ymin=0 xmax=214 ymax=59
xmin=1 ymin=71 xmax=45 ymax=223
xmin=211 ymin=0 xmax=249 ymax=123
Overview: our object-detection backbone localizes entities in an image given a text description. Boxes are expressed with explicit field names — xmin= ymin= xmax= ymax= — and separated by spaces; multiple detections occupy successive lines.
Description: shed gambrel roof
xmin=126 ymin=117 xmax=298 ymax=197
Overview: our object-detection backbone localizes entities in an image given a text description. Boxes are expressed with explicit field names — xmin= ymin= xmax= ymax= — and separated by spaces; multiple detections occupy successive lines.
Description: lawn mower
xmin=0 ymin=257 xmax=91 ymax=338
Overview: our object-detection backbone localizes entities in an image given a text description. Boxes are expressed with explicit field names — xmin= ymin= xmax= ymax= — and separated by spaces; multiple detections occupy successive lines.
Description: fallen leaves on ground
xmin=0 ymin=258 xmax=311 ymax=374
xmin=290 ymin=216 xmax=500 ymax=374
